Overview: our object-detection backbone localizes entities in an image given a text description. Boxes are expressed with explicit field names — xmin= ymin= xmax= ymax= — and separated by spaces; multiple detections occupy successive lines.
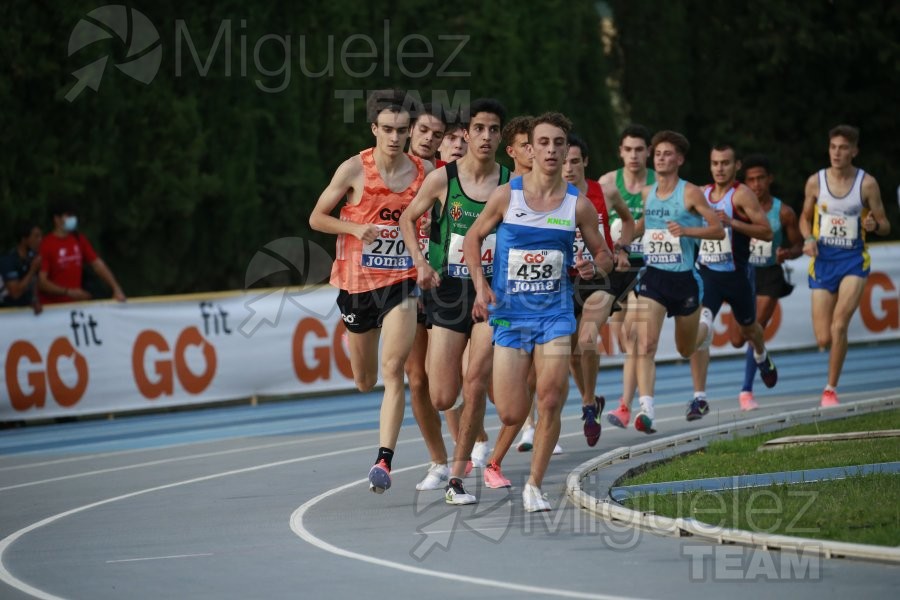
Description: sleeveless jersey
xmin=642 ymin=179 xmax=703 ymax=273
xmin=698 ymin=183 xmax=751 ymax=271
xmin=492 ymin=176 xmax=577 ymax=318
xmin=570 ymin=179 xmax=612 ymax=276
xmin=749 ymin=198 xmax=783 ymax=267
xmin=812 ymin=168 xmax=868 ymax=261
xmin=612 ymin=168 xmax=655 ymax=258
xmin=329 ymin=148 xmax=425 ymax=293
xmin=429 ymin=161 xmax=510 ymax=278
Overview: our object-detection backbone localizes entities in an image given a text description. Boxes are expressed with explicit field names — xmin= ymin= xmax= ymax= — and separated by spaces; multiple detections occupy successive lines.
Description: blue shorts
xmin=808 ymin=255 xmax=869 ymax=293
xmin=637 ymin=267 xmax=702 ymax=318
xmin=490 ymin=313 xmax=576 ymax=353
xmin=699 ymin=264 xmax=756 ymax=326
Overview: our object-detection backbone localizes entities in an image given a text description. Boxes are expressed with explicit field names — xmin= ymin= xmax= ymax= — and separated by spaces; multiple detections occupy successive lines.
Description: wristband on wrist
xmin=804 ymin=236 xmax=816 ymax=244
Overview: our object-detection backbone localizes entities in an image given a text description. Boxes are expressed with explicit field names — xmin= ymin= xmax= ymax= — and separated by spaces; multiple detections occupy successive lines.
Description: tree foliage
xmin=2 ymin=1 xmax=896 ymax=296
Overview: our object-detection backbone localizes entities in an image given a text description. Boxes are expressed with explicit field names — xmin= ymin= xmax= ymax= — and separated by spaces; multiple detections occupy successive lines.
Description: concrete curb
xmin=565 ymin=395 xmax=900 ymax=564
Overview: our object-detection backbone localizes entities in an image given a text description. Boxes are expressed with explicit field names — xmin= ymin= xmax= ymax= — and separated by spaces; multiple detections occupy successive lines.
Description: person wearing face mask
xmin=38 ymin=201 xmax=126 ymax=304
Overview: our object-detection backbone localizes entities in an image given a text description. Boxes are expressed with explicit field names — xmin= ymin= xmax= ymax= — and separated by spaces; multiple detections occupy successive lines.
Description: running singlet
xmin=749 ymin=198 xmax=783 ymax=267
xmin=642 ymin=179 xmax=702 ymax=272
xmin=812 ymin=168 xmax=868 ymax=261
xmin=611 ymin=168 xmax=655 ymax=258
xmin=429 ymin=161 xmax=510 ymax=278
xmin=571 ymin=179 xmax=613 ymax=272
xmin=698 ymin=183 xmax=750 ymax=272
xmin=329 ymin=148 xmax=425 ymax=293
xmin=491 ymin=176 xmax=577 ymax=318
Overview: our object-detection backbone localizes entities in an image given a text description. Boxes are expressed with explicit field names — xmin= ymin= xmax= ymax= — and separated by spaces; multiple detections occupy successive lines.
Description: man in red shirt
xmin=38 ymin=202 xmax=126 ymax=304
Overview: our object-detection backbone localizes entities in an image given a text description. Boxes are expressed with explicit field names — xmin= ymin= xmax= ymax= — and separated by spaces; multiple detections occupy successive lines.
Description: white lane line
xmin=0 ymin=394 xmax=824 ymax=492
xmin=0 ymin=444 xmax=394 ymax=600
xmin=417 ymin=526 xmax=510 ymax=535
xmin=290 ymin=478 xmax=647 ymax=600
xmin=106 ymin=553 xmax=213 ymax=564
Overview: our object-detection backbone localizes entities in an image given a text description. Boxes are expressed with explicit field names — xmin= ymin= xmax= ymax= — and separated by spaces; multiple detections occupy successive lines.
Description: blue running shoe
xmin=368 ymin=459 xmax=391 ymax=494
xmin=757 ymin=354 xmax=778 ymax=388
xmin=686 ymin=398 xmax=709 ymax=422
xmin=582 ymin=396 xmax=604 ymax=447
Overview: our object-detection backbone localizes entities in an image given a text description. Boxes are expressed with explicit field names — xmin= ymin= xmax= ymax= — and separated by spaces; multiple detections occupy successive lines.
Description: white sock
xmin=824 ymin=384 xmax=835 ymax=392
xmin=694 ymin=391 xmax=706 ymax=400
xmin=754 ymin=349 xmax=767 ymax=363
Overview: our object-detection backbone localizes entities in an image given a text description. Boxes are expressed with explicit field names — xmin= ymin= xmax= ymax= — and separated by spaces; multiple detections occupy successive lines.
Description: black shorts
xmin=608 ymin=257 xmax=644 ymax=304
xmin=336 ymin=278 xmax=417 ymax=334
xmin=755 ymin=264 xmax=794 ymax=299
xmin=637 ymin=267 xmax=701 ymax=318
xmin=571 ymin=274 xmax=616 ymax=319
xmin=423 ymin=277 xmax=480 ymax=335
xmin=699 ymin=264 xmax=756 ymax=326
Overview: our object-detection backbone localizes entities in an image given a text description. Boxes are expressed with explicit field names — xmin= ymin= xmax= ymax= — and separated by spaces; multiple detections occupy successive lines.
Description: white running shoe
xmin=445 ymin=478 xmax=477 ymax=505
xmin=471 ymin=440 xmax=489 ymax=468
xmin=415 ymin=462 xmax=449 ymax=491
xmin=516 ymin=425 xmax=535 ymax=452
xmin=522 ymin=483 xmax=551 ymax=512
xmin=552 ymin=443 xmax=563 ymax=455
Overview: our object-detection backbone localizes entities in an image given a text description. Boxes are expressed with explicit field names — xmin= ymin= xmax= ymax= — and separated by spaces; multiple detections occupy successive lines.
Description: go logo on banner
xmin=4 ymin=310 xmax=101 ymax=412
xmin=132 ymin=326 xmax=217 ymax=398
xmin=292 ymin=318 xmax=353 ymax=383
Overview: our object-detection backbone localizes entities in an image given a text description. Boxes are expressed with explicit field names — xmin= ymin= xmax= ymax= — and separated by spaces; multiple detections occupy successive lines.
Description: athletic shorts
xmin=637 ymin=267 xmax=702 ymax=318
xmin=423 ymin=277 xmax=483 ymax=334
xmin=808 ymin=255 xmax=869 ymax=294
xmin=755 ymin=264 xmax=794 ymax=299
xmin=608 ymin=258 xmax=644 ymax=304
xmin=490 ymin=313 xmax=576 ymax=353
xmin=336 ymin=278 xmax=417 ymax=334
xmin=571 ymin=274 xmax=616 ymax=319
xmin=699 ymin=265 xmax=756 ymax=326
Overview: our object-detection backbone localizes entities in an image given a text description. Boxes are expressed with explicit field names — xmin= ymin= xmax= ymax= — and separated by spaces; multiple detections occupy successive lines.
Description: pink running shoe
xmin=483 ymin=462 xmax=511 ymax=489
xmin=739 ymin=391 xmax=759 ymax=412
xmin=606 ymin=400 xmax=631 ymax=429
xmin=820 ymin=389 xmax=839 ymax=407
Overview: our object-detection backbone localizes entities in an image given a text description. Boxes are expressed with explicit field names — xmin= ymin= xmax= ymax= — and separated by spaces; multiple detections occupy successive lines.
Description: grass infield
xmin=619 ymin=409 xmax=900 ymax=546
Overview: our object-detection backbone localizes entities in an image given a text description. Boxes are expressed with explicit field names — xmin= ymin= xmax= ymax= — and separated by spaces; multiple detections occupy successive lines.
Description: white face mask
xmin=63 ymin=215 xmax=78 ymax=232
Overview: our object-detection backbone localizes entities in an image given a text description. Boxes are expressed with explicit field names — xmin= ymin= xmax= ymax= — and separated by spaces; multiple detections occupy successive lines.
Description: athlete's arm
xmin=465 ymin=184 xmax=509 ymax=321
xmin=598 ymin=170 xmax=616 ymax=187
xmin=308 ymin=157 xmax=377 ymax=243
xmin=799 ymin=173 xmax=819 ymax=257
xmin=730 ymin=184 xmax=773 ymax=241
xmin=575 ymin=195 xmax=615 ymax=278
xmin=777 ymin=203 xmax=804 ymax=263
xmin=672 ymin=183 xmax=725 ymax=240
xmin=862 ymin=174 xmax=890 ymax=237
xmin=600 ymin=183 xmax=633 ymax=271
xmin=399 ymin=168 xmax=448 ymax=289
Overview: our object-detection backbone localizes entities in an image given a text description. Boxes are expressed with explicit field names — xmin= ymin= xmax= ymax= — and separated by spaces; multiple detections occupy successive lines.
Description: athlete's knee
xmin=354 ymin=372 xmax=377 ymax=392
xmin=638 ymin=338 xmax=659 ymax=357
xmin=496 ymin=404 xmax=527 ymax=427
xmin=675 ymin=339 xmax=694 ymax=359
xmin=536 ymin=387 xmax=566 ymax=415
xmin=380 ymin=355 xmax=407 ymax=381
xmin=830 ymin=318 xmax=850 ymax=339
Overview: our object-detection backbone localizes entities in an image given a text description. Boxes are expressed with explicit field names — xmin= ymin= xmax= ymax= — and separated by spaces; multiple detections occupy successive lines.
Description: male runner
xmin=466 ymin=113 xmax=613 ymax=511
xmin=309 ymin=90 xmax=432 ymax=493
xmin=731 ymin=154 xmax=803 ymax=409
xmin=688 ymin=144 xmax=777 ymax=420
xmin=627 ymin=131 xmax=724 ymax=434
xmin=800 ymin=125 xmax=889 ymax=406
xmin=399 ymin=98 xmax=509 ymax=504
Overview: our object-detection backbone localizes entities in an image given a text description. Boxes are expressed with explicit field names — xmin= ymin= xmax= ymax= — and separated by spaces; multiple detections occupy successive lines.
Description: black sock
xmin=377 ymin=447 xmax=394 ymax=469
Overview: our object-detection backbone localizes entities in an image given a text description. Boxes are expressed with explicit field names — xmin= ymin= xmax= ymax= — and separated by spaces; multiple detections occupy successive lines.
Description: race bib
xmin=507 ymin=249 xmax=563 ymax=294
xmin=643 ymin=228 xmax=683 ymax=265
xmin=699 ymin=231 xmax=734 ymax=265
xmin=361 ymin=225 xmax=413 ymax=270
xmin=749 ymin=238 xmax=773 ymax=265
xmin=572 ymin=228 xmax=596 ymax=262
xmin=819 ymin=213 xmax=858 ymax=248
xmin=447 ymin=232 xmax=496 ymax=278
xmin=626 ymin=233 xmax=643 ymax=255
